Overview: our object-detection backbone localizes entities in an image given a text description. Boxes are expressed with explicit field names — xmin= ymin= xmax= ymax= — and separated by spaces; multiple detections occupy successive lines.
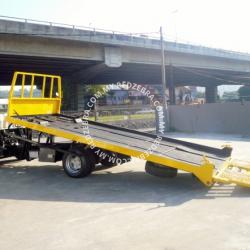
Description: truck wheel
xmin=145 ymin=161 xmax=178 ymax=178
xmin=63 ymin=151 xmax=93 ymax=178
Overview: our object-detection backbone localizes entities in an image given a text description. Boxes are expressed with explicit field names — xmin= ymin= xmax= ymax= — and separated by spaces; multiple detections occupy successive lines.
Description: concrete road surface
xmin=0 ymin=133 xmax=250 ymax=250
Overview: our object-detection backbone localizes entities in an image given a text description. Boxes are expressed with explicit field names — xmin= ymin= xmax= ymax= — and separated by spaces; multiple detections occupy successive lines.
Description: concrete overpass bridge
xmin=1 ymin=16 xmax=250 ymax=108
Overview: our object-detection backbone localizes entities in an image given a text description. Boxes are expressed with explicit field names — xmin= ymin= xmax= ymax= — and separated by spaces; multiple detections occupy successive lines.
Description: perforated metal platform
xmin=12 ymin=114 xmax=232 ymax=167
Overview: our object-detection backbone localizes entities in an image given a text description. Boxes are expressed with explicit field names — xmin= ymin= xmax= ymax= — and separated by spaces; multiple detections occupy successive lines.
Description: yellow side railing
xmin=8 ymin=72 xmax=62 ymax=117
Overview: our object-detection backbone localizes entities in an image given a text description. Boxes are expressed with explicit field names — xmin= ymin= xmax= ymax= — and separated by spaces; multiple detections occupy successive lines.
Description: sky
xmin=1 ymin=0 xmax=250 ymax=52
xmin=0 ymin=0 xmax=249 ymax=94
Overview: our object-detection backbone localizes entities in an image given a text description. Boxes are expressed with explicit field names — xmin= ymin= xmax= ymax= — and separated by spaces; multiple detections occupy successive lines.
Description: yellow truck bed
xmin=5 ymin=72 xmax=250 ymax=187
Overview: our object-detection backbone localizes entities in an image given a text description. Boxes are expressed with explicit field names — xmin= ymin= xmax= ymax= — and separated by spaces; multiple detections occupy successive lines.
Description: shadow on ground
xmin=0 ymin=161 xmax=249 ymax=206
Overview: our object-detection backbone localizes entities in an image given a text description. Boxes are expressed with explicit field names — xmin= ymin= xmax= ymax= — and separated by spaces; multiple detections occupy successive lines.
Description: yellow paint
xmin=8 ymin=72 xmax=61 ymax=116
xmin=6 ymin=116 xmax=214 ymax=186
xmin=213 ymin=159 xmax=250 ymax=187
xmin=6 ymin=71 xmax=250 ymax=188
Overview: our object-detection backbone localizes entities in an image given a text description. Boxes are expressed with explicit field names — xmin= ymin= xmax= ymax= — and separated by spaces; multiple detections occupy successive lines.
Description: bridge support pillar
xmin=61 ymin=79 xmax=78 ymax=111
xmin=205 ymin=86 xmax=218 ymax=103
xmin=76 ymin=84 xmax=86 ymax=111
xmin=169 ymin=64 xmax=176 ymax=105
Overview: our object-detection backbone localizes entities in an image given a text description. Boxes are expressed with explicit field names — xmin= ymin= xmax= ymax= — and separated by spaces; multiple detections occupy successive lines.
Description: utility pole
xmin=160 ymin=26 xmax=169 ymax=131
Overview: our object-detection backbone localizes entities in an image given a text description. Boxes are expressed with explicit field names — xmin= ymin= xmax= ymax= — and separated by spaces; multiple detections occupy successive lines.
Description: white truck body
xmin=0 ymin=99 xmax=8 ymax=130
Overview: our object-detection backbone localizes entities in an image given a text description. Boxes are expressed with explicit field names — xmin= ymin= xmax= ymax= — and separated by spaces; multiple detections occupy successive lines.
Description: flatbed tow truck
xmin=1 ymin=71 xmax=250 ymax=187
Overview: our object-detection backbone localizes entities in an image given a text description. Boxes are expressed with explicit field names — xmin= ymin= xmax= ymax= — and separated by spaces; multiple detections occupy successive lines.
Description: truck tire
xmin=63 ymin=150 xmax=94 ymax=178
xmin=145 ymin=161 xmax=178 ymax=178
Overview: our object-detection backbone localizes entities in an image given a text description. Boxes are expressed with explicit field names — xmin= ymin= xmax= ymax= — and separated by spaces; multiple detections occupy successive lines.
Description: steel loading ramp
xmin=11 ymin=114 xmax=231 ymax=168
xmin=5 ymin=71 xmax=250 ymax=187
xmin=213 ymin=160 xmax=250 ymax=188
xmin=6 ymin=113 xmax=235 ymax=186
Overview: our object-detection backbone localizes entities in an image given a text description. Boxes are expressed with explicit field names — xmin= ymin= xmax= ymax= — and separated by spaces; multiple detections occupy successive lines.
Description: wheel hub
xmin=66 ymin=155 xmax=82 ymax=172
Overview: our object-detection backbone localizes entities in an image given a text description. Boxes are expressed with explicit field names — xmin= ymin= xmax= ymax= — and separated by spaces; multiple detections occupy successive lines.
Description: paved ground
xmin=0 ymin=133 xmax=250 ymax=250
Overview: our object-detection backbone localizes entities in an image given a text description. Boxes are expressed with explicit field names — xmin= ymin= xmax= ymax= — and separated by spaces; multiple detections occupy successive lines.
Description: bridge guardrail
xmin=0 ymin=15 xmax=250 ymax=60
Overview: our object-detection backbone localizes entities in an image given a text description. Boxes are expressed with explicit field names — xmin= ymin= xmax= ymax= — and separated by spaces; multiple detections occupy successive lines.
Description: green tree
xmin=238 ymin=85 xmax=250 ymax=101
xmin=84 ymin=85 xmax=107 ymax=95
xmin=195 ymin=91 xmax=205 ymax=98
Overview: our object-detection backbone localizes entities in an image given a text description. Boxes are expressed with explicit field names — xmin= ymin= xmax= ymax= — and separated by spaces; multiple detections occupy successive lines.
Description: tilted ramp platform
xmin=5 ymin=72 xmax=250 ymax=187
xmin=7 ymin=114 xmax=250 ymax=187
